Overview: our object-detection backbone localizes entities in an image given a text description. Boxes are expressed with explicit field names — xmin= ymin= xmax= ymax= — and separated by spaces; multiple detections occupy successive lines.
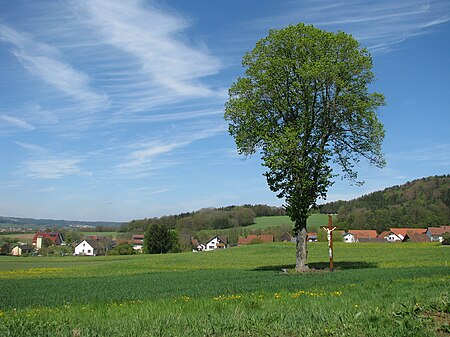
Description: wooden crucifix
xmin=322 ymin=215 xmax=337 ymax=271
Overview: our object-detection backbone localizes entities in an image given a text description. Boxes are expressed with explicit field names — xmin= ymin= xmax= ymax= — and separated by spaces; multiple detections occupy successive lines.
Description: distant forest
xmin=319 ymin=175 xmax=450 ymax=231
xmin=119 ymin=204 xmax=285 ymax=233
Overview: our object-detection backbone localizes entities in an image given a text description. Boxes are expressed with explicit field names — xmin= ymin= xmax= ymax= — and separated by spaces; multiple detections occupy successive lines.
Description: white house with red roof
xmin=32 ymin=232 xmax=65 ymax=249
xmin=343 ymin=230 xmax=378 ymax=243
xmin=388 ymin=228 xmax=427 ymax=242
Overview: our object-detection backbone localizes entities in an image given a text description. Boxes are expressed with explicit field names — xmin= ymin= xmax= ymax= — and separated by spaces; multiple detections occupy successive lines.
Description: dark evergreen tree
xmin=144 ymin=223 xmax=172 ymax=254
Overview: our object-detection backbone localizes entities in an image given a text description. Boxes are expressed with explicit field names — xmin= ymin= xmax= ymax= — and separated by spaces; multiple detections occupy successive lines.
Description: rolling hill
xmin=320 ymin=175 xmax=450 ymax=231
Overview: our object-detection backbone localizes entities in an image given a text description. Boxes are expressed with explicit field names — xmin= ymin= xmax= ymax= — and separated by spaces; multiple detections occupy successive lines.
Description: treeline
xmin=119 ymin=204 xmax=285 ymax=233
xmin=319 ymin=175 xmax=450 ymax=232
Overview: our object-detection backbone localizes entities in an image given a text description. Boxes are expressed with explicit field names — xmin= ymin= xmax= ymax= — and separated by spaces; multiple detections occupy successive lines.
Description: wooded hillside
xmin=320 ymin=175 xmax=450 ymax=231
xmin=119 ymin=204 xmax=285 ymax=233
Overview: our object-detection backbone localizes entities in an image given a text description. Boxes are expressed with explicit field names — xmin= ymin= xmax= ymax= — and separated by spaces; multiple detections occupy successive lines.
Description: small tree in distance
xmin=225 ymin=23 xmax=385 ymax=271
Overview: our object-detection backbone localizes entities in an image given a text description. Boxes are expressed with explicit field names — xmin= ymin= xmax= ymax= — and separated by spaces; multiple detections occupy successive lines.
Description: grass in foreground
xmin=0 ymin=242 xmax=449 ymax=336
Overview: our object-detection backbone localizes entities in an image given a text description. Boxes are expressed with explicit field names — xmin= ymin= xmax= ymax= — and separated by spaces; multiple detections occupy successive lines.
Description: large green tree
xmin=224 ymin=23 xmax=385 ymax=271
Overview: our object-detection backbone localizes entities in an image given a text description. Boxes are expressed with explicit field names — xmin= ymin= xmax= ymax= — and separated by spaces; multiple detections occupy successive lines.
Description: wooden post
xmin=322 ymin=215 xmax=337 ymax=271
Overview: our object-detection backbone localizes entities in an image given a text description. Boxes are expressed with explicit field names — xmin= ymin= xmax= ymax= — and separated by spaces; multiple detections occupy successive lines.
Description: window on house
xmin=87 ymin=249 xmax=91 ymax=253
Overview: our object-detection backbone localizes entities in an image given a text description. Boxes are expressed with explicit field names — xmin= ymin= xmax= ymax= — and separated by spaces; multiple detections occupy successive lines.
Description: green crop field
xmin=0 ymin=242 xmax=449 ymax=336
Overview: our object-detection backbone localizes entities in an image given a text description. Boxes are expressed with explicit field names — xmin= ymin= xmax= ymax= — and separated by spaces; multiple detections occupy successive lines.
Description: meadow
xmin=0 ymin=242 xmax=449 ymax=336
xmin=248 ymin=214 xmax=332 ymax=231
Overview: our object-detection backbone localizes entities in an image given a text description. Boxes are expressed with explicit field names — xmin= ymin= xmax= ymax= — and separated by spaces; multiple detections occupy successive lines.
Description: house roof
xmin=348 ymin=230 xmax=378 ymax=239
xmin=407 ymin=234 xmax=430 ymax=242
xmin=280 ymin=232 xmax=293 ymax=241
xmin=390 ymin=228 xmax=427 ymax=238
xmin=32 ymin=232 xmax=63 ymax=244
xmin=427 ymin=226 xmax=450 ymax=236
xmin=217 ymin=236 xmax=228 ymax=244
xmin=77 ymin=239 xmax=103 ymax=250
xmin=378 ymin=231 xmax=391 ymax=239
xmin=207 ymin=236 xmax=228 ymax=245
xmin=131 ymin=234 xmax=144 ymax=245
xmin=258 ymin=235 xmax=274 ymax=243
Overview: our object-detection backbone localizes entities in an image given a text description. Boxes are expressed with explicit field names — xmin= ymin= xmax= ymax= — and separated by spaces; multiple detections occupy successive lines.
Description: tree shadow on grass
xmin=253 ymin=261 xmax=378 ymax=272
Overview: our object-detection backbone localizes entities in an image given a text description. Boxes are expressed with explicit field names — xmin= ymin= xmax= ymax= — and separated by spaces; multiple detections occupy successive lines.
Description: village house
xmin=307 ymin=232 xmax=318 ymax=242
xmin=389 ymin=228 xmax=427 ymax=242
xmin=32 ymin=232 xmax=65 ymax=249
xmin=426 ymin=226 xmax=450 ymax=242
xmin=205 ymin=236 xmax=227 ymax=251
xmin=131 ymin=234 xmax=145 ymax=252
xmin=377 ymin=231 xmax=391 ymax=240
xmin=193 ymin=236 xmax=228 ymax=252
xmin=407 ymin=234 xmax=430 ymax=242
xmin=74 ymin=239 xmax=103 ymax=256
xmin=11 ymin=244 xmax=33 ymax=256
xmin=343 ymin=230 xmax=379 ymax=243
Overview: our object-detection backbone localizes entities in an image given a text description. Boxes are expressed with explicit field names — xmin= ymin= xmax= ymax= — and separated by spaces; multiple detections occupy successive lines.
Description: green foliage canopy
xmin=225 ymin=23 xmax=385 ymax=270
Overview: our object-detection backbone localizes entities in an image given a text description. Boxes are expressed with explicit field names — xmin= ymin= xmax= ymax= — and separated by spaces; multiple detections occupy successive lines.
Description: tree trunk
xmin=295 ymin=218 xmax=309 ymax=272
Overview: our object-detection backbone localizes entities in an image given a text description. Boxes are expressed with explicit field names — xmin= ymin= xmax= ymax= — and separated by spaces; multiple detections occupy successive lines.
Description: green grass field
xmin=195 ymin=214 xmax=331 ymax=241
xmin=248 ymin=214 xmax=332 ymax=231
xmin=0 ymin=242 xmax=449 ymax=336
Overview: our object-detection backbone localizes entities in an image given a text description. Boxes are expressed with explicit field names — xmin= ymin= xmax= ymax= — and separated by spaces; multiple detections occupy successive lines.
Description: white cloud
xmin=14 ymin=141 xmax=47 ymax=153
xmin=117 ymin=124 xmax=226 ymax=174
xmin=72 ymin=0 xmax=222 ymax=99
xmin=0 ymin=114 xmax=35 ymax=130
xmin=0 ymin=24 xmax=109 ymax=112
xmin=252 ymin=0 xmax=450 ymax=54
xmin=22 ymin=158 xmax=83 ymax=179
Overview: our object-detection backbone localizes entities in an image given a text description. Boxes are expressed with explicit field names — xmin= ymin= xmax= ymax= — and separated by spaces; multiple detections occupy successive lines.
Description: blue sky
xmin=0 ymin=0 xmax=449 ymax=222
